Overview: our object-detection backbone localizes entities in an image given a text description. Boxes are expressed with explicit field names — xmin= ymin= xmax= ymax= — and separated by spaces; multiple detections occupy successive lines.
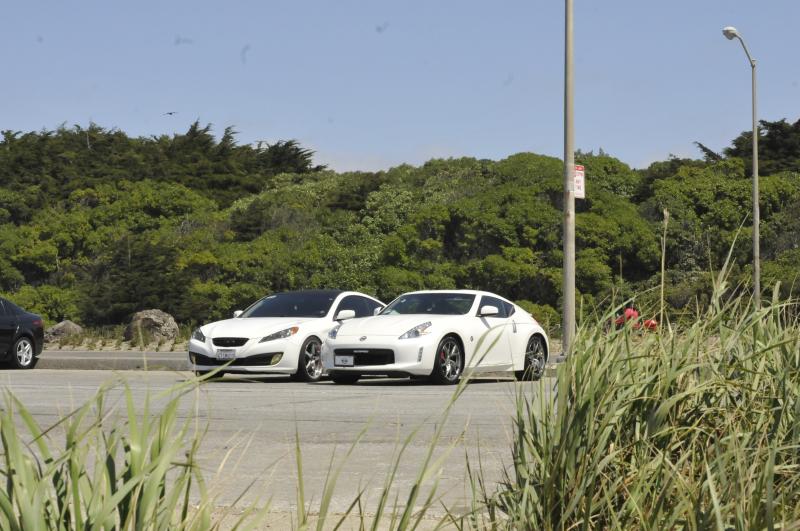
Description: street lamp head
xmin=722 ymin=26 xmax=739 ymax=40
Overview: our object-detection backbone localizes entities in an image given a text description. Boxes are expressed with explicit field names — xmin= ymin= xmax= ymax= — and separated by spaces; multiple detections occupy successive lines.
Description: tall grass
xmin=3 ymin=286 xmax=800 ymax=528
xmin=0 ymin=375 xmax=275 ymax=529
xmin=482 ymin=285 xmax=800 ymax=529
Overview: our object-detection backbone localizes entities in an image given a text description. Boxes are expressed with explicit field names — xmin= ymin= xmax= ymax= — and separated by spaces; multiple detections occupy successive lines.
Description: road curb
xmin=38 ymin=350 xmax=188 ymax=371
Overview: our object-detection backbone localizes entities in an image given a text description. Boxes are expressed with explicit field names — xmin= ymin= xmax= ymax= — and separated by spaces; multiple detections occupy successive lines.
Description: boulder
xmin=44 ymin=320 xmax=84 ymax=343
xmin=123 ymin=309 xmax=179 ymax=343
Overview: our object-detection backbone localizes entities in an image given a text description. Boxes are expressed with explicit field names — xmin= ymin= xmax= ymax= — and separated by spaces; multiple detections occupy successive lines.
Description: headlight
xmin=192 ymin=328 xmax=206 ymax=342
xmin=399 ymin=321 xmax=432 ymax=340
xmin=328 ymin=324 xmax=342 ymax=339
xmin=260 ymin=326 xmax=299 ymax=342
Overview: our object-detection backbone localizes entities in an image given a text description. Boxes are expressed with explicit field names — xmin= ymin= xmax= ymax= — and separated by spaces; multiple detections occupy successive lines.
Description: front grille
xmin=191 ymin=352 xmax=282 ymax=367
xmin=212 ymin=337 xmax=248 ymax=347
xmin=334 ymin=348 xmax=395 ymax=366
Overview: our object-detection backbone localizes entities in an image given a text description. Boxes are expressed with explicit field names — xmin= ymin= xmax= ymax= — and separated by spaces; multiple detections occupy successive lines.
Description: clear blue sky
xmin=2 ymin=1 xmax=798 ymax=171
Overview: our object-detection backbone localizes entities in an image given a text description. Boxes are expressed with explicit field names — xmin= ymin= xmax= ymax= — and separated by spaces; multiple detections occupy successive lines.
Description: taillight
xmin=32 ymin=319 xmax=43 ymax=326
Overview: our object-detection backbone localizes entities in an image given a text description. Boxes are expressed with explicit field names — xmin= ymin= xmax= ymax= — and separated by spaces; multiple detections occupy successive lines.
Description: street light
xmin=722 ymin=25 xmax=760 ymax=308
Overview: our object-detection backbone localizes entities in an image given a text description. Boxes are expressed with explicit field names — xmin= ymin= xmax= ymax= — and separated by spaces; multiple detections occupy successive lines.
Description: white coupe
xmin=189 ymin=290 xmax=384 ymax=381
xmin=322 ymin=290 xmax=549 ymax=385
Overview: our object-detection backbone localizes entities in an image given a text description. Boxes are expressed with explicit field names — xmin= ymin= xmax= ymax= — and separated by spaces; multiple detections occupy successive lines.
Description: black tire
xmin=331 ymin=373 xmax=360 ymax=385
xmin=429 ymin=335 xmax=463 ymax=385
xmin=515 ymin=335 xmax=546 ymax=381
xmin=292 ymin=336 xmax=324 ymax=382
xmin=10 ymin=337 xmax=38 ymax=370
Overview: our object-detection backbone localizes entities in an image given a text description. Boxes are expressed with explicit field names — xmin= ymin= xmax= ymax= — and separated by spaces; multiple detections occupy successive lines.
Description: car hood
xmin=336 ymin=314 xmax=462 ymax=338
xmin=203 ymin=317 xmax=317 ymax=338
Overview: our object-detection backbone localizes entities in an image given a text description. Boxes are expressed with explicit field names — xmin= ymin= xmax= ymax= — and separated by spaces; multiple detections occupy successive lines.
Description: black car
xmin=0 ymin=297 xmax=44 ymax=369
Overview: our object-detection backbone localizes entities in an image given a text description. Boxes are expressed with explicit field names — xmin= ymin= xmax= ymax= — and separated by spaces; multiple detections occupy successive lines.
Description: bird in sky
xmin=163 ymin=111 xmax=177 ymax=116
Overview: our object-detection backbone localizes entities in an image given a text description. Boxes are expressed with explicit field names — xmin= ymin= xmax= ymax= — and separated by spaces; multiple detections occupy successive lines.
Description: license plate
xmin=216 ymin=349 xmax=236 ymax=360
xmin=334 ymin=355 xmax=354 ymax=367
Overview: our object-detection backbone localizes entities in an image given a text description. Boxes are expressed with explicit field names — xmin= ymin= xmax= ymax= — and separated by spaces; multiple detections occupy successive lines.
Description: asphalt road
xmin=0 ymin=369 xmax=554 ymax=516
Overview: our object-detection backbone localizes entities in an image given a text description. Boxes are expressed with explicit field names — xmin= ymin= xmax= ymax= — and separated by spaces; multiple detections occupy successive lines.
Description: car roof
xmin=399 ymin=289 xmax=510 ymax=300
xmin=270 ymin=289 xmax=344 ymax=296
xmin=401 ymin=289 xmax=484 ymax=295
xmin=267 ymin=290 xmax=382 ymax=303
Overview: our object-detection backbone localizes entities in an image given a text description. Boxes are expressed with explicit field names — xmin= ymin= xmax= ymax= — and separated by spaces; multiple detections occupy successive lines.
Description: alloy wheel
xmin=304 ymin=338 xmax=323 ymax=379
xmin=438 ymin=337 xmax=462 ymax=382
xmin=525 ymin=336 xmax=545 ymax=380
xmin=16 ymin=338 xmax=34 ymax=368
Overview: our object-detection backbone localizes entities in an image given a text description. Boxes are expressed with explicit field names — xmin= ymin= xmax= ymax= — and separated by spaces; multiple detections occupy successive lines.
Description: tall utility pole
xmin=723 ymin=26 xmax=760 ymax=307
xmin=562 ymin=0 xmax=576 ymax=354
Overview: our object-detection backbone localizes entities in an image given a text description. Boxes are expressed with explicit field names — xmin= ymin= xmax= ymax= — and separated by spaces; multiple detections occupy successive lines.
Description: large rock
xmin=124 ymin=309 xmax=179 ymax=343
xmin=44 ymin=320 xmax=84 ymax=343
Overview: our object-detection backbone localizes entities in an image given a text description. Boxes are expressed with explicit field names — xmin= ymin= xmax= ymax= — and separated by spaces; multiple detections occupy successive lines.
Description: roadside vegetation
xmin=1 ymin=119 xmax=800 ymax=331
xmin=481 ymin=286 xmax=800 ymax=528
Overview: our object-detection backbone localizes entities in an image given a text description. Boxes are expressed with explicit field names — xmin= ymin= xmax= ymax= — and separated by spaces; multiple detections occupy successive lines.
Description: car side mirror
xmin=233 ymin=310 xmax=243 ymax=318
xmin=479 ymin=305 xmax=500 ymax=317
xmin=373 ymin=307 xmax=383 ymax=316
xmin=335 ymin=309 xmax=356 ymax=321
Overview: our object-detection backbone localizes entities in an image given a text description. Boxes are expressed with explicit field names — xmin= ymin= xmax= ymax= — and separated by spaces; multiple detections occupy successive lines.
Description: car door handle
xmin=512 ymin=320 xmax=517 ymax=333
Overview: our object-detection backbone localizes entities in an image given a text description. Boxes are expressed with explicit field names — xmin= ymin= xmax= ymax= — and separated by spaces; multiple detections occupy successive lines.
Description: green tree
xmin=725 ymin=118 xmax=800 ymax=176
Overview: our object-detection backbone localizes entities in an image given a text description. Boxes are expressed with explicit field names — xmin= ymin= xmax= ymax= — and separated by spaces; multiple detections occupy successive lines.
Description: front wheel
xmin=515 ymin=335 xmax=546 ymax=381
xmin=292 ymin=336 xmax=324 ymax=382
xmin=429 ymin=336 xmax=463 ymax=385
xmin=10 ymin=337 xmax=37 ymax=369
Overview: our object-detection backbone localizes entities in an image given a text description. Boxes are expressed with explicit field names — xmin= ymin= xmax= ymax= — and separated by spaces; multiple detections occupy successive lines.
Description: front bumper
xmin=188 ymin=336 xmax=300 ymax=373
xmin=322 ymin=335 xmax=436 ymax=376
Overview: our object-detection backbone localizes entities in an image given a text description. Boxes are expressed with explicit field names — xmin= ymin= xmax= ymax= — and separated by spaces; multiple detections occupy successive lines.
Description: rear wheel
xmin=10 ymin=337 xmax=37 ymax=370
xmin=429 ymin=335 xmax=463 ymax=385
xmin=292 ymin=336 xmax=324 ymax=382
xmin=331 ymin=373 xmax=360 ymax=385
xmin=515 ymin=335 xmax=546 ymax=381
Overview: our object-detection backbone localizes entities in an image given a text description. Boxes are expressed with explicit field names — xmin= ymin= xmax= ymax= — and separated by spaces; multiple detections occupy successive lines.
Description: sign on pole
xmin=574 ymin=164 xmax=585 ymax=199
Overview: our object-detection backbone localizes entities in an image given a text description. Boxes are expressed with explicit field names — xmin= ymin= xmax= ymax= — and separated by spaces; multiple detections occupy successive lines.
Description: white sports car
xmin=188 ymin=290 xmax=384 ymax=381
xmin=322 ymin=290 xmax=549 ymax=385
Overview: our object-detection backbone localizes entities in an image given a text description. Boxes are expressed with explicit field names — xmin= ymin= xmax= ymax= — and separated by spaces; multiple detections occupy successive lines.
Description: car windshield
xmin=380 ymin=293 xmax=475 ymax=315
xmin=241 ymin=292 xmax=337 ymax=318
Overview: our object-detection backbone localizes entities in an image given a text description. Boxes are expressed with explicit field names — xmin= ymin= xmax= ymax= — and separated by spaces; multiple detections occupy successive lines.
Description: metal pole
xmin=562 ymin=0 xmax=576 ymax=354
xmin=724 ymin=28 xmax=760 ymax=308
xmin=751 ymin=59 xmax=760 ymax=308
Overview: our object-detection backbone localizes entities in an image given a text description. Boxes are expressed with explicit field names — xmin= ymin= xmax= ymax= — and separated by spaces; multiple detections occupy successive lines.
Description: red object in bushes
xmin=614 ymin=307 xmax=639 ymax=327
xmin=642 ymin=318 xmax=658 ymax=331
xmin=614 ymin=308 xmax=658 ymax=331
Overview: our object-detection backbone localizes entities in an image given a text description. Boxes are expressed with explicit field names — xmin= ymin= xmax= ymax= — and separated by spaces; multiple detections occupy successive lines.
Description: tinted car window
xmin=0 ymin=299 xmax=6 ymax=316
xmin=241 ymin=292 xmax=338 ymax=318
xmin=335 ymin=295 xmax=371 ymax=318
xmin=381 ymin=293 xmax=475 ymax=315
xmin=362 ymin=297 xmax=383 ymax=316
xmin=478 ymin=296 xmax=509 ymax=318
